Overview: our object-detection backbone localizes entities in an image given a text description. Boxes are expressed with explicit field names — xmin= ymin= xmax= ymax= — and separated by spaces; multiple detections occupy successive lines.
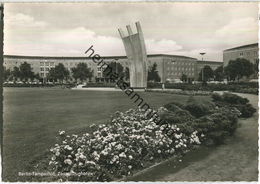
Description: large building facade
xmin=223 ymin=43 xmax=259 ymax=66
xmin=4 ymin=54 xmax=222 ymax=82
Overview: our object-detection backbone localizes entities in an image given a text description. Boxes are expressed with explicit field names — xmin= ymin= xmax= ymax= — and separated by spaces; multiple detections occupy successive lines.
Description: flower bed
xmin=46 ymin=93 xmax=254 ymax=182
xmin=48 ymin=108 xmax=203 ymax=181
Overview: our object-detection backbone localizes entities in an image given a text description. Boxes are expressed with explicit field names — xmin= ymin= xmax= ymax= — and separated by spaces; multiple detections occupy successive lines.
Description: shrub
xmin=222 ymin=93 xmax=249 ymax=104
xmin=164 ymin=102 xmax=185 ymax=112
xmin=184 ymin=96 xmax=215 ymax=118
xmin=233 ymin=104 xmax=256 ymax=118
xmin=211 ymin=93 xmax=223 ymax=101
xmin=212 ymin=93 xmax=256 ymax=118
xmin=160 ymin=109 xmax=194 ymax=125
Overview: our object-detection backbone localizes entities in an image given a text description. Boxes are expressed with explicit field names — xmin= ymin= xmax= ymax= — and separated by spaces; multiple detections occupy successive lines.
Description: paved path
xmin=128 ymin=93 xmax=258 ymax=181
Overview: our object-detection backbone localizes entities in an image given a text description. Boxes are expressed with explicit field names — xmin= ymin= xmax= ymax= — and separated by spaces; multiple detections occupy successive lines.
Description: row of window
xmin=167 ymin=61 xmax=194 ymax=66
xmin=167 ymin=72 xmax=194 ymax=76
xmin=239 ymin=51 xmax=258 ymax=57
xmin=167 ymin=67 xmax=194 ymax=71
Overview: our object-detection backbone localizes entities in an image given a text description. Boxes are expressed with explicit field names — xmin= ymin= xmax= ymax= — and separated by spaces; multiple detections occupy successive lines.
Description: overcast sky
xmin=4 ymin=3 xmax=259 ymax=61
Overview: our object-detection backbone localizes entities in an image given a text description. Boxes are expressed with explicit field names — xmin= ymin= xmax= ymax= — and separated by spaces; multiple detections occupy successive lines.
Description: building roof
xmin=224 ymin=43 xmax=258 ymax=52
xmin=4 ymin=54 xmax=196 ymax=60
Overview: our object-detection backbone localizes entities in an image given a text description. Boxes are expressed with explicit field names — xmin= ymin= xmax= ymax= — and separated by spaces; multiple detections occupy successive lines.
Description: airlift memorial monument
xmin=118 ymin=22 xmax=148 ymax=88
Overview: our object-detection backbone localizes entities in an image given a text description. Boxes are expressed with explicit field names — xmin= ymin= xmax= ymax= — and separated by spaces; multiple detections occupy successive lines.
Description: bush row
xmin=145 ymin=89 xmax=212 ymax=96
xmin=162 ymin=96 xmax=241 ymax=145
xmin=147 ymin=82 xmax=258 ymax=95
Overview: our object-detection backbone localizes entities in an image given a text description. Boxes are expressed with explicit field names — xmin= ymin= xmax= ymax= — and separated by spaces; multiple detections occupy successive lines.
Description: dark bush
xmin=233 ymin=104 xmax=256 ymax=118
xmin=164 ymin=101 xmax=185 ymax=112
xmin=184 ymin=96 xmax=215 ymax=118
xmin=184 ymin=103 xmax=211 ymax=118
xmin=211 ymin=93 xmax=223 ymax=101
xmin=160 ymin=109 xmax=194 ymax=125
xmin=222 ymin=93 xmax=249 ymax=104
xmin=212 ymin=93 xmax=256 ymax=118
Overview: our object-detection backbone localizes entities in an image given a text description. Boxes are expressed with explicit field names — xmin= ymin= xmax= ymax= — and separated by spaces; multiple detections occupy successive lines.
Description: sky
xmin=3 ymin=2 xmax=259 ymax=61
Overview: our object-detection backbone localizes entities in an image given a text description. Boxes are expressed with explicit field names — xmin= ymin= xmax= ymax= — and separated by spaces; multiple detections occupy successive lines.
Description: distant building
xmin=3 ymin=54 xmax=222 ymax=82
xmin=223 ymin=43 xmax=259 ymax=66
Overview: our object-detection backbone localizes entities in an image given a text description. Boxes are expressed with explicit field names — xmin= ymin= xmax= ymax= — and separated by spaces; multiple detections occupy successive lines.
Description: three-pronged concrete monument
xmin=118 ymin=22 xmax=148 ymax=88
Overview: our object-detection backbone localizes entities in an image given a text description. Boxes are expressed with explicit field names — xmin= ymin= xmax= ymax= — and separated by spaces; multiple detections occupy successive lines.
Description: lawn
xmin=3 ymin=87 xmax=212 ymax=181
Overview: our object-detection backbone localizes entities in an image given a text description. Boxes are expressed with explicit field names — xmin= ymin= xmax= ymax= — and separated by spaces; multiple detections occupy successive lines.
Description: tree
xmin=180 ymin=73 xmax=188 ymax=82
xmin=125 ymin=67 xmax=130 ymax=81
xmin=48 ymin=63 xmax=69 ymax=83
xmin=71 ymin=63 xmax=93 ymax=83
xmin=3 ymin=67 xmax=11 ymax=81
xmin=214 ymin=65 xmax=224 ymax=81
xmin=254 ymin=59 xmax=259 ymax=73
xmin=19 ymin=62 xmax=35 ymax=82
xmin=224 ymin=58 xmax=254 ymax=81
xmin=103 ymin=62 xmax=124 ymax=80
xmin=12 ymin=66 xmax=20 ymax=82
xmin=198 ymin=65 xmax=214 ymax=82
xmin=148 ymin=63 xmax=161 ymax=82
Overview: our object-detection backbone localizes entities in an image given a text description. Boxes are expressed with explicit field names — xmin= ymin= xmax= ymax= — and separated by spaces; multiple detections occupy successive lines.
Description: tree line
xmin=4 ymin=58 xmax=257 ymax=84
xmin=194 ymin=58 xmax=257 ymax=82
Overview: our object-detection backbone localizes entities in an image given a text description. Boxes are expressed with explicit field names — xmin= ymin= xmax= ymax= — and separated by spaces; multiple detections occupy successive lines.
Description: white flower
xmin=119 ymin=152 xmax=127 ymax=158
xmin=64 ymin=145 xmax=73 ymax=151
xmin=55 ymin=152 xmax=60 ymax=156
xmin=158 ymin=150 xmax=162 ymax=154
xmin=128 ymin=155 xmax=133 ymax=160
xmin=64 ymin=159 xmax=72 ymax=165
xmin=59 ymin=130 xmax=65 ymax=135
xmin=128 ymin=165 xmax=132 ymax=169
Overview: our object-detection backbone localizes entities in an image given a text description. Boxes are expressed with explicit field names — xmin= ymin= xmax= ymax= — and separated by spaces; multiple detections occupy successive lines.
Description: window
xmin=50 ymin=62 xmax=54 ymax=66
xmin=40 ymin=62 xmax=44 ymax=66
xmin=239 ymin=52 xmax=243 ymax=56
xmin=97 ymin=67 xmax=101 ymax=72
xmin=40 ymin=73 xmax=44 ymax=77
xmin=40 ymin=68 xmax=44 ymax=71
xmin=46 ymin=68 xmax=50 ymax=71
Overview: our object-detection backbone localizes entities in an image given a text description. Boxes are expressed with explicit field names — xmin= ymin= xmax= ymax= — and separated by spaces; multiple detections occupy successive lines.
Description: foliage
xmin=3 ymin=67 xmax=11 ymax=81
xmin=162 ymin=100 xmax=241 ymax=145
xmin=48 ymin=63 xmax=70 ymax=83
xmin=224 ymin=58 xmax=254 ymax=81
xmin=19 ymin=62 xmax=35 ymax=82
xmin=71 ymin=63 xmax=93 ymax=82
xmin=198 ymin=65 xmax=214 ymax=82
xmin=148 ymin=63 xmax=161 ymax=82
xmin=212 ymin=92 xmax=256 ymax=118
xmin=125 ymin=67 xmax=130 ymax=81
xmin=149 ymin=82 xmax=258 ymax=95
xmin=214 ymin=66 xmax=224 ymax=81
xmin=180 ymin=74 xmax=188 ymax=82
xmin=146 ymin=89 xmax=212 ymax=96
xmin=103 ymin=62 xmax=124 ymax=79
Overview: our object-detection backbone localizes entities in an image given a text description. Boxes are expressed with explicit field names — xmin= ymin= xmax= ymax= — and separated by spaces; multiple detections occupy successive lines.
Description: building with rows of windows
xmin=223 ymin=43 xmax=259 ymax=66
xmin=4 ymin=54 xmax=223 ymax=82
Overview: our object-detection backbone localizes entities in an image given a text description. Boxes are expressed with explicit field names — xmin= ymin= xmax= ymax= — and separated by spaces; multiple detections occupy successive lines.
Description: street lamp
xmin=199 ymin=53 xmax=206 ymax=83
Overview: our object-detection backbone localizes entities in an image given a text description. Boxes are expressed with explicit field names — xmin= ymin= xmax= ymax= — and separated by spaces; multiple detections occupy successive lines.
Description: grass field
xmin=3 ymin=87 xmax=211 ymax=181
